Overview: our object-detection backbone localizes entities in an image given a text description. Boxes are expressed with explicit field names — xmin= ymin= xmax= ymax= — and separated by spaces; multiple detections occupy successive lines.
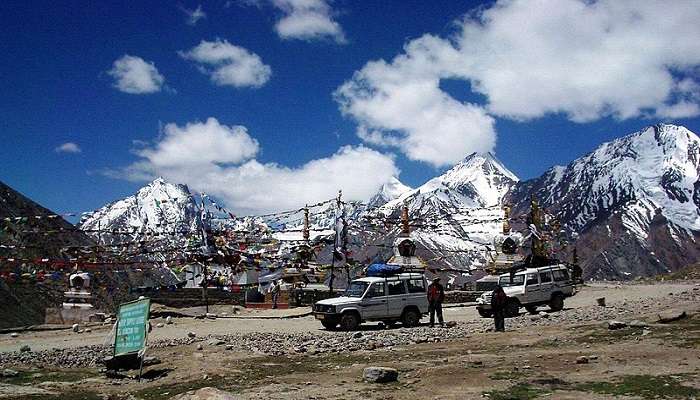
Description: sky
xmin=1 ymin=0 xmax=700 ymax=216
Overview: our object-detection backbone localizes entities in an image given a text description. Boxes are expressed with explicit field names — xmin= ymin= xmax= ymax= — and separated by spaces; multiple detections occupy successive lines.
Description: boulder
xmin=657 ymin=311 xmax=687 ymax=324
xmin=1 ymin=369 xmax=19 ymax=378
xmin=608 ymin=320 xmax=627 ymax=330
xmin=363 ymin=367 xmax=399 ymax=383
xmin=169 ymin=387 xmax=239 ymax=400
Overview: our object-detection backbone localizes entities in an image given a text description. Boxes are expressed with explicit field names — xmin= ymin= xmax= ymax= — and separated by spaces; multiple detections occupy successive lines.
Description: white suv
xmin=476 ymin=265 xmax=576 ymax=318
xmin=313 ymin=273 xmax=429 ymax=330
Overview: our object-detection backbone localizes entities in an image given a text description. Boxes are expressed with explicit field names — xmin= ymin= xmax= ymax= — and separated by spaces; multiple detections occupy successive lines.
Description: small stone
xmin=205 ymin=313 xmax=217 ymax=320
xmin=226 ymin=345 xmax=235 ymax=351
xmin=84 ymin=328 xmax=91 ymax=333
xmin=657 ymin=310 xmax=687 ymax=324
xmin=72 ymin=323 xmax=79 ymax=333
xmin=166 ymin=316 xmax=173 ymax=325
xmin=20 ymin=345 xmax=31 ymax=353
xmin=363 ymin=367 xmax=399 ymax=383
xmin=156 ymin=323 xmax=164 ymax=328
xmin=1 ymin=369 xmax=19 ymax=378
xmin=538 ymin=311 xmax=549 ymax=318
xmin=10 ymin=333 xmax=18 ymax=338
xmin=352 ymin=332 xmax=363 ymax=339
xmin=576 ymin=356 xmax=589 ymax=364
xmin=629 ymin=320 xmax=649 ymax=328
xmin=188 ymin=331 xmax=197 ymax=338
xmin=445 ymin=321 xmax=457 ymax=328
xmin=608 ymin=320 xmax=627 ymax=330
xmin=196 ymin=344 xmax=203 ymax=351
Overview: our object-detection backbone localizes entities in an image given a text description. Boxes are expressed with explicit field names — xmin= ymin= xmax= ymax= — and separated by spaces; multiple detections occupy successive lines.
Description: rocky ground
xmin=1 ymin=281 xmax=699 ymax=399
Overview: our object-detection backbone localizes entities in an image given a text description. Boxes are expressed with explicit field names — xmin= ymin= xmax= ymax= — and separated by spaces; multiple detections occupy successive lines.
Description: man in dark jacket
xmin=491 ymin=285 xmax=507 ymax=332
xmin=427 ymin=277 xmax=445 ymax=327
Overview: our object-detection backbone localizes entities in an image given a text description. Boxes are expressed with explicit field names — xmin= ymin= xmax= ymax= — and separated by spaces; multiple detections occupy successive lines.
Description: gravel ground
xmin=1 ymin=281 xmax=697 ymax=369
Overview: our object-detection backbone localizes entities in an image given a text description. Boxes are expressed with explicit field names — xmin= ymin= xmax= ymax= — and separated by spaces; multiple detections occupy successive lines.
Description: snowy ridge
xmin=509 ymin=123 xmax=700 ymax=279
xmin=79 ymin=178 xmax=202 ymax=244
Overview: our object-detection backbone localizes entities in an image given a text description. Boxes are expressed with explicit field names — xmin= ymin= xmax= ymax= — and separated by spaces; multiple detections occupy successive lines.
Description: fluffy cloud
xmin=108 ymin=55 xmax=165 ymax=94
xmin=179 ymin=39 xmax=272 ymax=88
xmin=181 ymin=4 xmax=206 ymax=26
xmin=337 ymin=0 xmax=700 ymax=165
xmin=273 ymin=0 xmax=345 ymax=43
xmin=55 ymin=142 xmax=81 ymax=154
xmin=335 ymin=35 xmax=496 ymax=167
xmin=113 ymin=118 xmax=398 ymax=214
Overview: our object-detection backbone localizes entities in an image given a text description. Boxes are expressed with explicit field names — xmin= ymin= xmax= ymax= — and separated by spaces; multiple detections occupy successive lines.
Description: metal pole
xmin=199 ymin=193 xmax=209 ymax=315
xmin=329 ymin=190 xmax=341 ymax=295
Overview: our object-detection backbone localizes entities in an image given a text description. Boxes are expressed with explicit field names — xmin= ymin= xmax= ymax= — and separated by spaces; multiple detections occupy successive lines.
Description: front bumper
xmin=313 ymin=312 xmax=338 ymax=321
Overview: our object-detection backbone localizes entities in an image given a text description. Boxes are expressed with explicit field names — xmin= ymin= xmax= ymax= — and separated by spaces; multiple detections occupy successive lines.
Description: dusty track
xmin=1 ymin=281 xmax=699 ymax=399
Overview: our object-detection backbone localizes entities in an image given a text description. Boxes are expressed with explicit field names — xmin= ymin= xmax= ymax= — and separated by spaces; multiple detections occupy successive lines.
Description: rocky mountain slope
xmin=508 ymin=124 xmax=700 ymax=279
xmin=0 ymin=180 xmax=94 ymax=328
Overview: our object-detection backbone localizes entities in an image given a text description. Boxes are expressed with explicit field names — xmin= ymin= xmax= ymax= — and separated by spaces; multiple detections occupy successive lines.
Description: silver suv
xmin=476 ymin=265 xmax=576 ymax=318
xmin=313 ymin=273 xmax=429 ymax=330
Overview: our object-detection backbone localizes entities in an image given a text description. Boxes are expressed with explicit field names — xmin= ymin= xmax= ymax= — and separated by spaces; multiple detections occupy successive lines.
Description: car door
xmin=360 ymin=282 xmax=387 ymax=320
xmin=538 ymin=270 xmax=554 ymax=302
xmin=406 ymin=277 xmax=428 ymax=313
xmin=385 ymin=279 xmax=408 ymax=318
xmin=524 ymin=273 xmax=541 ymax=303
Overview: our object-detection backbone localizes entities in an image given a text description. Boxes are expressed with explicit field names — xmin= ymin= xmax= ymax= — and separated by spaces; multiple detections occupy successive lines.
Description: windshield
xmin=499 ymin=274 xmax=525 ymax=287
xmin=344 ymin=281 xmax=369 ymax=297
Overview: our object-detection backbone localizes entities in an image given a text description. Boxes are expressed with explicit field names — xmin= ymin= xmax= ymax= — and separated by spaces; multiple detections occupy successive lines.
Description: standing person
xmin=427 ymin=277 xmax=445 ymax=328
xmin=271 ymin=280 xmax=281 ymax=309
xmin=491 ymin=285 xmax=507 ymax=332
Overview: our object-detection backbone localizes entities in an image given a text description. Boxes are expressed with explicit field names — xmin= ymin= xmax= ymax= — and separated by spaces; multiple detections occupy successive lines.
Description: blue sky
xmin=1 ymin=0 xmax=699 ymax=215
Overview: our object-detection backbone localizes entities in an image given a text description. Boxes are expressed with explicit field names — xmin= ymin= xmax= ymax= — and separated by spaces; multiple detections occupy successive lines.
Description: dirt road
xmin=0 ymin=281 xmax=699 ymax=399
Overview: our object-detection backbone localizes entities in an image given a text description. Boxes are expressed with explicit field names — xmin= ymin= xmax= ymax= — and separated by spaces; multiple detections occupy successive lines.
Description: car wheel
xmin=477 ymin=309 xmax=493 ymax=318
xmin=401 ymin=309 xmax=421 ymax=327
xmin=549 ymin=294 xmax=564 ymax=312
xmin=505 ymin=300 xmax=520 ymax=318
xmin=339 ymin=312 xmax=360 ymax=331
xmin=321 ymin=319 xmax=338 ymax=330
xmin=525 ymin=305 xmax=538 ymax=314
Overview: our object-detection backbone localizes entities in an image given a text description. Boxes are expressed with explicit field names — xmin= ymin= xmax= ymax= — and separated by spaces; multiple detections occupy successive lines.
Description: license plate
xmin=315 ymin=314 xmax=325 ymax=320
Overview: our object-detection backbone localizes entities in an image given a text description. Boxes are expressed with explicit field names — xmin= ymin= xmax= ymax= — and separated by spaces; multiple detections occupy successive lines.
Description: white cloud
xmin=248 ymin=0 xmax=345 ymax=43
xmin=179 ymin=39 xmax=272 ymax=88
xmin=55 ymin=142 xmax=81 ymax=154
xmin=112 ymin=118 xmax=398 ymax=214
xmin=108 ymin=55 xmax=165 ymax=94
xmin=337 ymin=0 xmax=700 ymax=165
xmin=181 ymin=4 xmax=206 ymax=26
xmin=335 ymin=35 xmax=496 ymax=167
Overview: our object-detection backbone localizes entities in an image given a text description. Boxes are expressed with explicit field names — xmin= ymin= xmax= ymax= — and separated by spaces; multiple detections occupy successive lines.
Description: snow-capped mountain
xmin=78 ymin=178 xmax=203 ymax=250
xmin=367 ymin=177 xmax=412 ymax=208
xmin=349 ymin=153 xmax=520 ymax=270
xmin=508 ymin=124 xmax=700 ymax=279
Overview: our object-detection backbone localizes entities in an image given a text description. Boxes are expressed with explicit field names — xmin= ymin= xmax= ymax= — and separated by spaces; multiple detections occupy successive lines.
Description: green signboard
xmin=114 ymin=298 xmax=150 ymax=356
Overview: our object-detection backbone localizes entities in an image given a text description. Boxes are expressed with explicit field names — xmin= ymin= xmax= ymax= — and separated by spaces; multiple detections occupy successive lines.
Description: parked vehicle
xmin=312 ymin=273 xmax=429 ymax=330
xmin=475 ymin=264 xmax=576 ymax=318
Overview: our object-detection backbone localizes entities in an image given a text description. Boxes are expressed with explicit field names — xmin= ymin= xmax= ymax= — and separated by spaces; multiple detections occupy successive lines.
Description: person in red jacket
xmin=491 ymin=285 xmax=508 ymax=332
xmin=427 ymin=277 xmax=445 ymax=328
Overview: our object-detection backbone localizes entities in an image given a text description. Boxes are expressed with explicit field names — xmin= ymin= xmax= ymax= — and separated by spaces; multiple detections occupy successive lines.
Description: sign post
xmin=113 ymin=298 xmax=150 ymax=380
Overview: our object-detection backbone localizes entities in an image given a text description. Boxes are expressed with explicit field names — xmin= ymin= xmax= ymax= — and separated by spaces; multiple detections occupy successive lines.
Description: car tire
xmin=505 ymin=300 xmax=520 ymax=318
xmin=549 ymin=294 xmax=564 ymax=312
xmin=401 ymin=309 xmax=421 ymax=327
xmin=339 ymin=312 xmax=360 ymax=331
xmin=321 ymin=319 xmax=338 ymax=330
xmin=525 ymin=305 xmax=538 ymax=314
xmin=477 ymin=309 xmax=493 ymax=318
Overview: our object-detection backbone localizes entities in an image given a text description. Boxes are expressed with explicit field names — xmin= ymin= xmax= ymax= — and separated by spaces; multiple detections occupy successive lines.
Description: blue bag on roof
xmin=366 ymin=263 xmax=403 ymax=277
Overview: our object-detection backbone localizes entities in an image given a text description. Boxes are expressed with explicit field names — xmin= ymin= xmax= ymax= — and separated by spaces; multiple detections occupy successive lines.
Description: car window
xmin=387 ymin=280 xmax=406 ymax=295
xmin=407 ymin=279 xmax=426 ymax=293
xmin=365 ymin=282 xmax=385 ymax=298
xmin=553 ymin=270 xmax=570 ymax=282
xmin=499 ymin=274 xmax=525 ymax=287
xmin=526 ymin=273 xmax=539 ymax=286
xmin=539 ymin=271 xmax=553 ymax=283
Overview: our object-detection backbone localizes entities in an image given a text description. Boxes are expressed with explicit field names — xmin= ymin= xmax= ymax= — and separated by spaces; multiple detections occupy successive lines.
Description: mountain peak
xmin=368 ymin=177 xmax=412 ymax=207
